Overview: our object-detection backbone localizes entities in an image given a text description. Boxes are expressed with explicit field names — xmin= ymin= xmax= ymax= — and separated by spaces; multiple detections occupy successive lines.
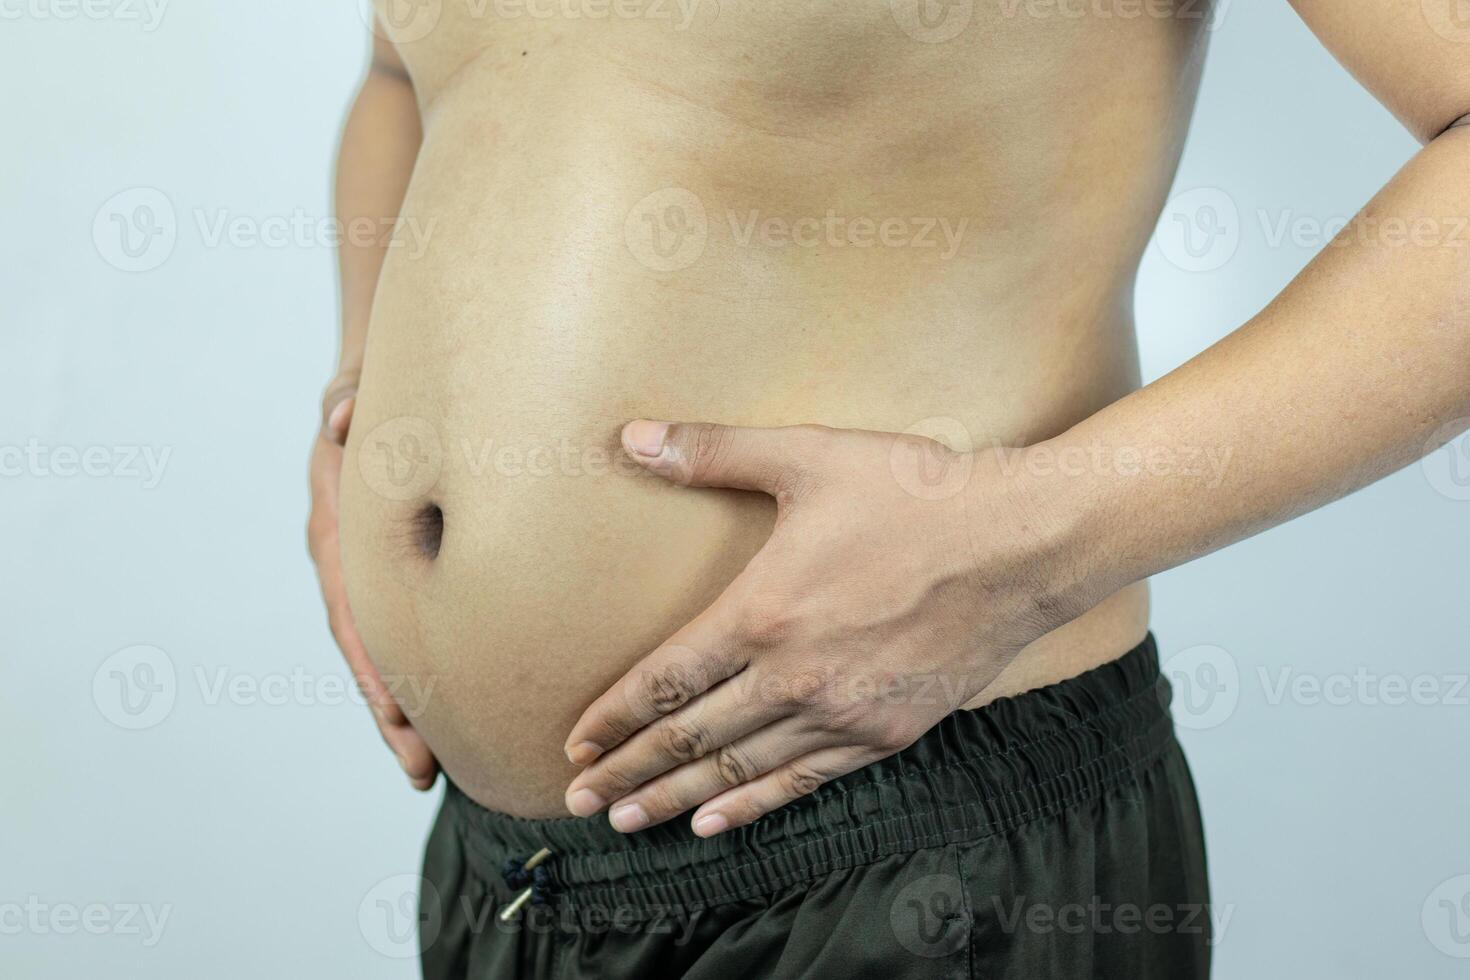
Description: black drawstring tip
xmin=499 ymin=847 xmax=554 ymax=921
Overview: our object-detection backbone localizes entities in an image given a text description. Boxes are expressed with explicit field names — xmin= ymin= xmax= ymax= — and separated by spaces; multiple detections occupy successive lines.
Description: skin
xmin=312 ymin=4 xmax=1470 ymax=828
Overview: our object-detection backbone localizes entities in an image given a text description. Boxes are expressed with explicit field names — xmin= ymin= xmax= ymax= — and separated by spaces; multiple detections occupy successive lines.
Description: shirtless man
xmin=306 ymin=2 xmax=1470 ymax=976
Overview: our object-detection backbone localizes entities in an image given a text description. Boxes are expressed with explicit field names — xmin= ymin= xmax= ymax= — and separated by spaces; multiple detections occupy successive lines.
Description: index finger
xmin=564 ymin=619 xmax=745 ymax=766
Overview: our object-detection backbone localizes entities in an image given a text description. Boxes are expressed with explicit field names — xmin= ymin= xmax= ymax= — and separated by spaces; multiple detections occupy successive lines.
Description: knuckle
xmin=636 ymin=663 xmax=699 ymax=716
xmin=762 ymin=663 xmax=835 ymax=712
xmin=870 ymin=716 xmax=920 ymax=754
xmin=713 ymin=744 xmax=754 ymax=788
xmin=729 ymin=794 xmax=767 ymax=827
xmin=740 ymin=599 xmax=797 ymax=650
xmin=684 ymin=422 xmax=733 ymax=481
xmin=811 ymin=691 xmax=864 ymax=732
xmin=657 ymin=717 xmax=708 ymax=763
xmin=598 ymin=711 xmax=639 ymax=744
xmin=781 ymin=762 xmax=826 ymax=799
xmin=594 ymin=758 xmax=639 ymax=796
xmin=640 ymin=784 xmax=682 ymax=820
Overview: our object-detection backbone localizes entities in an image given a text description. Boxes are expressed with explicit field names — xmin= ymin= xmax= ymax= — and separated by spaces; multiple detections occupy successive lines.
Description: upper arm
xmin=1289 ymin=0 xmax=1470 ymax=142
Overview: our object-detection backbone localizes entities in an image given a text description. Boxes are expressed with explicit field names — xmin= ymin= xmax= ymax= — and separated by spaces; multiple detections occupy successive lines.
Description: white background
xmin=3 ymin=1 xmax=1469 ymax=976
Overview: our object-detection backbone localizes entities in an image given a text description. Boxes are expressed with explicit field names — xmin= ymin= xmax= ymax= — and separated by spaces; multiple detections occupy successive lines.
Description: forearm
xmin=1033 ymin=126 xmax=1470 ymax=609
xmin=333 ymin=51 xmax=421 ymax=383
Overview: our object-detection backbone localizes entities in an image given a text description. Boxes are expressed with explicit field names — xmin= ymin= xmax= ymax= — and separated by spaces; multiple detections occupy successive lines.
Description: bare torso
xmin=339 ymin=0 xmax=1210 ymax=816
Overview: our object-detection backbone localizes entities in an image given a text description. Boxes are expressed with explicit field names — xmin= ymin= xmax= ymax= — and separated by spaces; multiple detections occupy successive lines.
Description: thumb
xmin=621 ymin=419 xmax=822 ymax=495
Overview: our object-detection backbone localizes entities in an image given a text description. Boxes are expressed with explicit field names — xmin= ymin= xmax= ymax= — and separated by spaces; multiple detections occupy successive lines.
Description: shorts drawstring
xmin=498 ymin=846 xmax=554 ymax=921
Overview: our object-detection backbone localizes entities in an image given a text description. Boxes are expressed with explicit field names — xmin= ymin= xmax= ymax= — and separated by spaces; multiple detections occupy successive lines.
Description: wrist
xmin=965 ymin=438 xmax=1119 ymax=638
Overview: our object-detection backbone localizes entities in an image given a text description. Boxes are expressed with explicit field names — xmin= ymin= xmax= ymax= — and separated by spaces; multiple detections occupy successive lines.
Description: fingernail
xmin=693 ymin=813 xmax=728 ymax=837
xmin=566 ymin=788 xmax=606 ymax=817
xmin=566 ymin=741 xmax=602 ymax=766
xmin=609 ymin=803 xmax=650 ymax=833
xmin=622 ymin=420 xmax=669 ymax=458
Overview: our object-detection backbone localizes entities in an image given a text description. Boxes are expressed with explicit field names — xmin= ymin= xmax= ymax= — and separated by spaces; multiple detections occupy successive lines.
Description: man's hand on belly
xmin=561 ymin=419 xmax=1083 ymax=837
xmin=309 ymin=384 xmax=438 ymax=791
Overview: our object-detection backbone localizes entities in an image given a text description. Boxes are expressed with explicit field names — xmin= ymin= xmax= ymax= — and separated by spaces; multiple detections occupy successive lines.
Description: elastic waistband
xmin=443 ymin=634 xmax=1175 ymax=918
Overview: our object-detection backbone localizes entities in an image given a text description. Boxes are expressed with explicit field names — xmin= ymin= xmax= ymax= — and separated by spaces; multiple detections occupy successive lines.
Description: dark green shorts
xmin=420 ymin=634 xmax=1211 ymax=979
